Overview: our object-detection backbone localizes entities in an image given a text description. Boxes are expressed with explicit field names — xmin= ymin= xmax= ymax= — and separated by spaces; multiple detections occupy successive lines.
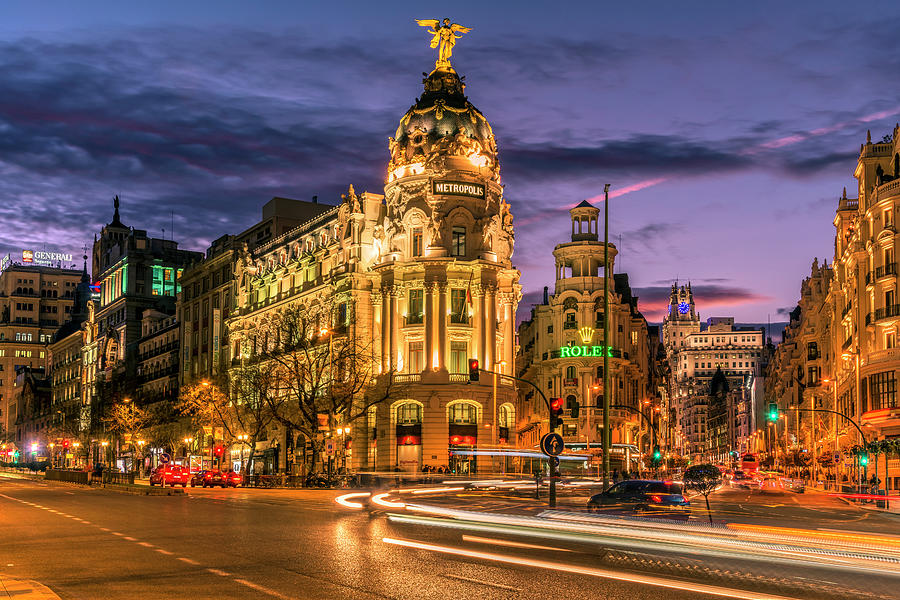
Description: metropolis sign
xmin=559 ymin=345 xmax=615 ymax=358
xmin=432 ymin=180 xmax=485 ymax=199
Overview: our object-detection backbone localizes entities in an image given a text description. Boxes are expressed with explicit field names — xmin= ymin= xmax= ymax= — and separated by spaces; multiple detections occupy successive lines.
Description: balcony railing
xmin=563 ymin=377 xmax=578 ymax=386
xmin=404 ymin=313 xmax=424 ymax=326
xmin=563 ymin=321 xmax=578 ymax=330
xmin=877 ymin=262 xmax=898 ymax=280
xmin=874 ymin=304 xmax=900 ymax=323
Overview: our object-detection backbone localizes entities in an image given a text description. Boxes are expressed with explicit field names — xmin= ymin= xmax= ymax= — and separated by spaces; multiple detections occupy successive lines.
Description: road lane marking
xmin=99 ymin=527 xmax=111 ymax=532
xmin=207 ymin=568 xmax=231 ymax=577
xmin=177 ymin=557 xmax=201 ymax=565
xmin=442 ymin=573 xmax=521 ymax=591
xmin=233 ymin=578 xmax=294 ymax=599
xmin=123 ymin=536 xmax=137 ymax=541
xmin=137 ymin=542 xmax=154 ymax=547
xmin=155 ymin=549 xmax=174 ymax=555
xmin=461 ymin=534 xmax=573 ymax=553
xmin=111 ymin=532 xmax=124 ymax=536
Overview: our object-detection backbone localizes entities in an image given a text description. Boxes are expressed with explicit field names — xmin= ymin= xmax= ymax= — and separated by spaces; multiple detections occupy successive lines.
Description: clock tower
xmin=662 ymin=282 xmax=700 ymax=355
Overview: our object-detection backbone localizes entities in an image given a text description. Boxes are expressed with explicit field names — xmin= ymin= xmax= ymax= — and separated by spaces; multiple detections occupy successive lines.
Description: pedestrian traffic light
xmin=766 ymin=402 xmax=779 ymax=422
xmin=860 ymin=452 xmax=869 ymax=467
xmin=468 ymin=358 xmax=479 ymax=382
xmin=549 ymin=397 xmax=564 ymax=430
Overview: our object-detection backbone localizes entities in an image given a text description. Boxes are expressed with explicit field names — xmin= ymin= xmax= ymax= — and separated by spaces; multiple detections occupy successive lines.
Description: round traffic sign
xmin=540 ymin=432 xmax=564 ymax=456
xmin=159 ymin=452 xmax=171 ymax=465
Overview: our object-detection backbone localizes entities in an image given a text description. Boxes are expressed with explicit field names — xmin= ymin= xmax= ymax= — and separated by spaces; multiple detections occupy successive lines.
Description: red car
xmin=149 ymin=465 xmax=188 ymax=487
xmin=224 ymin=469 xmax=242 ymax=487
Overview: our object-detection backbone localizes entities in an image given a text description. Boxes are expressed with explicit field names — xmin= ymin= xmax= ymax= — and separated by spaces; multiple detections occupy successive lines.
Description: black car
xmin=588 ymin=480 xmax=690 ymax=518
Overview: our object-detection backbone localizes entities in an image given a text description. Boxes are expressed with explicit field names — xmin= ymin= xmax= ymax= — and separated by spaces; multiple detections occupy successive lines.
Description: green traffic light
xmin=860 ymin=454 xmax=869 ymax=466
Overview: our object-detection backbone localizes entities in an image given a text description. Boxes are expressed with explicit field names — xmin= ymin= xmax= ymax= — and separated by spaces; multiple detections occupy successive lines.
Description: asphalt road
xmin=1 ymin=475 xmax=898 ymax=600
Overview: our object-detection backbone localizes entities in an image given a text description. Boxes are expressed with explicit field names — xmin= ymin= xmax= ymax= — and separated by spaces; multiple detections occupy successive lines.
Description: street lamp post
xmin=602 ymin=183 xmax=611 ymax=492
xmin=237 ymin=434 xmax=249 ymax=473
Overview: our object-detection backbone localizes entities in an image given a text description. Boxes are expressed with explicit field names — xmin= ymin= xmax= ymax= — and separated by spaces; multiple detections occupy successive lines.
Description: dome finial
xmin=416 ymin=18 xmax=471 ymax=70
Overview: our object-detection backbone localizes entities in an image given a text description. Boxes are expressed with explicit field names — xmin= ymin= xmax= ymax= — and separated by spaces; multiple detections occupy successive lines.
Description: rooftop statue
xmin=416 ymin=18 xmax=471 ymax=69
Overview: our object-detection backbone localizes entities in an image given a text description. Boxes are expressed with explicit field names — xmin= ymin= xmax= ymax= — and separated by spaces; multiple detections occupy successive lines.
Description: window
xmin=450 ymin=227 xmax=466 ymax=257
xmin=411 ymin=228 xmax=423 ymax=257
xmin=396 ymin=403 xmax=422 ymax=425
xmin=807 ymin=342 xmax=818 ymax=360
xmin=887 ymin=330 xmax=897 ymax=350
xmin=408 ymin=290 xmax=423 ymax=324
xmin=885 ymin=208 xmax=893 ymax=228
xmin=869 ymin=371 xmax=897 ymax=410
xmin=498 ymin=405 xmax=513 ymax=428
xmin=565 ymin=366 xmax=576 ymax=379
xmin=450 ymin=289 xmax=467 ymax=323
xmin=450 ymin=342 xmax=467 ymax=373
xmin=337 ymin=302 xmax=348 ymax=326
xmin=407 ymin=341 xmax=424 ymax=373
xmin=449 ymin=403 xmax=477 ymax=424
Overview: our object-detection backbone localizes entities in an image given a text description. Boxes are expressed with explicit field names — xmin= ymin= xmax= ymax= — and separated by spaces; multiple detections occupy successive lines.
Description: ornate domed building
xmin=228 ymin=39 xmax=521 ymax=474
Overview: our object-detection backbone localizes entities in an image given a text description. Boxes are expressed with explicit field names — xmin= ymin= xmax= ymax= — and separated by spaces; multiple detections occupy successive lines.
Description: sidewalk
xmin=0 ymin=576 xmax=60 ymax=600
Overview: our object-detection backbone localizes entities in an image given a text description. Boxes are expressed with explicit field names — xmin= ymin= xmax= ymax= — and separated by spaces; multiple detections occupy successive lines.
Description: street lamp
xmin=101 ymin=441 xmax=109 ymax=467
xmin=184 ymin=437 xmax=194 ymax=469
xmin=236 ymin=434 xmax=249 ymax=473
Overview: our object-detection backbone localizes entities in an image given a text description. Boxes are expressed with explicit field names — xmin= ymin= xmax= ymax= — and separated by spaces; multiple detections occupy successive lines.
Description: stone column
xmin=438 ymin=283 xmax=448 ymax=370
xmin=381 ymin=291 xmax=390 ymax=372
xmin=425 ymin=283 xmax=434 ymax=371
xmin=486 ymin=286 xmax=496 ymax=369
xmin=477 ymin=288 xmax=486 ymax=364
xmin=504 ymin=297 xmax=514 ymax=373
xmin=389 ymin=291 xmax=399 ymax=370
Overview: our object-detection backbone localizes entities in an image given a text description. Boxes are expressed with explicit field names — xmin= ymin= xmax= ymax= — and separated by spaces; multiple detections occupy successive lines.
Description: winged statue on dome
xmin=416 ymin=18 xmax=471 ymax=68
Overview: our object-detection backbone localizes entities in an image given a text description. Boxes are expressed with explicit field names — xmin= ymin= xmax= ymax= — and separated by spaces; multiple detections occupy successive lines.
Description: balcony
xmin=563 ymin=321 xmax=578 ymax=330
xmin=563 ymin=377 xmax=578 ymax=386
xmin=449 ymin=314 xmax=471 ymax=326
xmin=404 ymin=313 xmax=424 ymax=326
xmin=873 ymin=304 xmax=900 ymax=323
xmin=841 ymin=302 xmax=852 ymax=318
xmin=876 ymin=262 xmax=898 ymax=280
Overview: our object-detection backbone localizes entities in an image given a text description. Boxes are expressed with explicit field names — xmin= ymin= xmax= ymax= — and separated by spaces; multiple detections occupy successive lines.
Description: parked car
xmin=588 ymin=480 xmax=690 ymax=519
xmin=149 ymin=465 xmax=188 ymax=487
xmin=190 ymin=469 xmax=227 ymax=488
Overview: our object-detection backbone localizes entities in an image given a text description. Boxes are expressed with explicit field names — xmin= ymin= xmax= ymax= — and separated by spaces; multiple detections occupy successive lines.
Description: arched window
xmin=498 ymin=404 xmax=514 ymax=428
xmin=396 ymin=402 xmax=422 ymax=425
xmin=566 ymin=365 xmax=576 ymax=379
xmin=449 ymin=402 xmax=477 ymax=424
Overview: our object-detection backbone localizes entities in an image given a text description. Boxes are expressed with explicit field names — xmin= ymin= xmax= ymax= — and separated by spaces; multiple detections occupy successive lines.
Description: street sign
xmin=159 ymin=452 xmax=172 ymax=465
xmin=540 ymin=432 xmax=564 ymax=456
xmin=325 ymin=440 xmax=336 ymax=456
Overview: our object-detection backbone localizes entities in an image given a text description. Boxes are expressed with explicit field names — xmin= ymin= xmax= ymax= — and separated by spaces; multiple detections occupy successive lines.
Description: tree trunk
xmin=705 ymin=494 xmax=713 ymax=524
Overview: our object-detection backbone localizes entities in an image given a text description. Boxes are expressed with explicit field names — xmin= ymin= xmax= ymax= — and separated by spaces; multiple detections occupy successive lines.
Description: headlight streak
xmin=334 ymin=492 xmax=370 ymax=509
xmin=390 ymin=507 xmax=900 ymax=575
xmin=381 ymin=536 xmax=804 ymax=600
xmin=371 ymin=493 xmax=406 ymax=509
xmin=411 ymin=486 xmax=465 ymax=494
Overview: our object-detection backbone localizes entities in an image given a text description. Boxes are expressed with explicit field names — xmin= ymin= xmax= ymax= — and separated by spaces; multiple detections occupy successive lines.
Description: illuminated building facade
xmin=88 ymin=198 xmax=201 ymax=432
xmin=179 ymin=197 xmax=332 ymax=384
xmin=664 ymin=286 xmax=767 ymax=461
xmin=228 ymin=60 xmax=520 ymax=473
xmin=0 ymin=262 xmax=81 ymax=438
xmin=516 ymin=201 xmax=654 ymax=472
xmin=831 ymin=127 xmax=900 ymax=449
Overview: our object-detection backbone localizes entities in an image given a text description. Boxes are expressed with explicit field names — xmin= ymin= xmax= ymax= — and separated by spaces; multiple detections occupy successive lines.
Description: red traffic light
xmin=550 ymin=397 xmax=563 ymax=411
xmin=62 ymin=440 xmax=70 ymax=449
xmin=214 ymin=445 xmax=224 ymax=456
xmin=468 ymin=358 xmax=480 ymax=382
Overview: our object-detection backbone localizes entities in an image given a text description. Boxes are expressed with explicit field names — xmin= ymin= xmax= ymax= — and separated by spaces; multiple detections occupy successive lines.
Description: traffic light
xmin=549 ymin=397 xmax=564 ymax=430
xmin=860 ymin=452 xmax=869 ymax=467
xmin=652 ymin=446 xmax=662 ymax=464
xmin=468 ymin=358 xmax=480 ymax=382
xmin=766 ymin=402 xmax=779 ymax=422
xmin=214 ymin=445 xmax=224 ymax=458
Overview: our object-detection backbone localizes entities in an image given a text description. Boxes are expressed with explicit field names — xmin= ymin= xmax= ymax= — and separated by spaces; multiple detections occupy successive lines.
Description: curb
xmin=0 ymin=576 xmax=61 ymax=600
xmin=101 ymin=483 xmax=185 ymax=496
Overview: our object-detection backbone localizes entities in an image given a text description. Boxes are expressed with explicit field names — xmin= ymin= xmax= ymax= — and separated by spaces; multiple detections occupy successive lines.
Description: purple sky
xmin=2 ymin=1 xmax=899 ymax=324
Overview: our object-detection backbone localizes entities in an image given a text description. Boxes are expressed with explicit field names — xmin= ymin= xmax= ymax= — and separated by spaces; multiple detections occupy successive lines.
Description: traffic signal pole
xmin=478 ymin=367 xmax=559 ymax=507
xmin=602 ymin=184 xmax=611 ymax=493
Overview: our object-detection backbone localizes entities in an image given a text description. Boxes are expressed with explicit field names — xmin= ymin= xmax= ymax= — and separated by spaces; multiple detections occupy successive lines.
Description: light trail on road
xmin=382 ymin=536 xmax=804 ymax=600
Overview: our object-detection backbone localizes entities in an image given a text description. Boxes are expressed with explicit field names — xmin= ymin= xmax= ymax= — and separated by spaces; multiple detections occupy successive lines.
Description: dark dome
xmin=388 ymin=67 xmax=498 ymax=180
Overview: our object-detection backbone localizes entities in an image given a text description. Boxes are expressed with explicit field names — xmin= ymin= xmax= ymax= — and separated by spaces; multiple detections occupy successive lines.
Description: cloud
xmin=634 ymin=284 xmax=774 ymax=318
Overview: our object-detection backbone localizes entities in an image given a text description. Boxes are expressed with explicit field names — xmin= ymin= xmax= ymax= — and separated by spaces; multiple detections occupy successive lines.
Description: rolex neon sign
xmin=560 ymin=327 xmax=614 ymax=357
xmin=559 ymin=345 xmax=614 ymax=358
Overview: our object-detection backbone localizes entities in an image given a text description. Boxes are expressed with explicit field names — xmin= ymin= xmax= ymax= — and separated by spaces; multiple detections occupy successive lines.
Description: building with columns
xmin=516 ymin=201 xmax=656 ymax=473
xmin=227 ymin=57 xmax=520 ymax=474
